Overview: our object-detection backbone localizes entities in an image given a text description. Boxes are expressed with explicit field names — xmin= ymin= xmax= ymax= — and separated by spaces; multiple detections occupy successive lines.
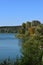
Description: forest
xmin=0 ymin=26 xmax=21 ymax=33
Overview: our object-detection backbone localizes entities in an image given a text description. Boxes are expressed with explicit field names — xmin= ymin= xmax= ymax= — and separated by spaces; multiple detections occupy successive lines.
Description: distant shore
xmin=0 ymin=26 xmax=21 ymax=33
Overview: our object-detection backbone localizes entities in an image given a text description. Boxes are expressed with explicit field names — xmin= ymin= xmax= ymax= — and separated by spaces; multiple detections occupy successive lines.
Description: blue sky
xmin=0 ymin=0 xmax=43 ymax=26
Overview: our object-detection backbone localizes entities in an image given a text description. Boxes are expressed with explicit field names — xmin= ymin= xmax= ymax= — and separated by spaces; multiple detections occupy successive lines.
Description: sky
xmin=0 ymin=0 xmax=43 ymax=26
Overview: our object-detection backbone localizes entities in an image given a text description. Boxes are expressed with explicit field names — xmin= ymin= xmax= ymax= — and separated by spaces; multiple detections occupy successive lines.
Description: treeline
xmin=0 ymin=26 xmax=21 ymax=33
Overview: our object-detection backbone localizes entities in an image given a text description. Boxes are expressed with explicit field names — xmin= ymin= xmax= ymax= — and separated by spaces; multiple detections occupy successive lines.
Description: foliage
xmin=22 ymin=23 xmax=26 ymax=34
xmin=32 ymin=20 xmax=41 ymax=26
xmin=20 ymin=34 xmax=43 ymax=65
xmin=28 ymin=27 xmax=35 ymax=36
xmin=17 ymin=20 xmax=43 ymax=65
xmin=26 ymin=21 xmax=31 ymax=30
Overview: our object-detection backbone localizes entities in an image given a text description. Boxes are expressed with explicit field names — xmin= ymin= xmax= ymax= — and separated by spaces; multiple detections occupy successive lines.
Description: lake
xmin=0 ymin=33 xmax=21 ymax=61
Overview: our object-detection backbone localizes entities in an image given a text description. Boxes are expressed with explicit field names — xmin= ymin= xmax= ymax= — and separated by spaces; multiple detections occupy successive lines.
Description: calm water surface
xmin=0 ymin=33 xmax=21 ymax=61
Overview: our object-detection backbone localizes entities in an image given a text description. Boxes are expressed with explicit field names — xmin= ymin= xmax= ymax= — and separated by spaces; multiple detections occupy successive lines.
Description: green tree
xmin=26 ymin=21 xmax=31 ymax=30
xmin=22 ymin=23 xmax=26 ymax=34
xmin=34 ymin=24 xmax=43 ymax=36
xmin=20 ymin=33 xmax=43 ymax=65
xmin=32 ymin=20 xmax=41 ymax=26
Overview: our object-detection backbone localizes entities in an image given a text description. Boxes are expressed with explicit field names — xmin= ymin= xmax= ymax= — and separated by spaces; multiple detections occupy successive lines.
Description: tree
xmin=32 ymin=20 xmax=41 ymax=26
xmin=22 ymin=23 xmax=26 ymax=34
xmin=17 ymin=21 xmax=43 ymax=65
xmin=20 ymin=32 xmax=43 ymax=65
xmin=35 ymin=25 xmax=42 ymax=35
xmin=26 ymin=21 xmax=31 ymax=30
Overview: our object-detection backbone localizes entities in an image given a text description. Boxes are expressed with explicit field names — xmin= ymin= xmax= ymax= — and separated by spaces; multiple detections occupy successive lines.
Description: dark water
xmin=0 ymin=33 xmax=21 ymax=61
